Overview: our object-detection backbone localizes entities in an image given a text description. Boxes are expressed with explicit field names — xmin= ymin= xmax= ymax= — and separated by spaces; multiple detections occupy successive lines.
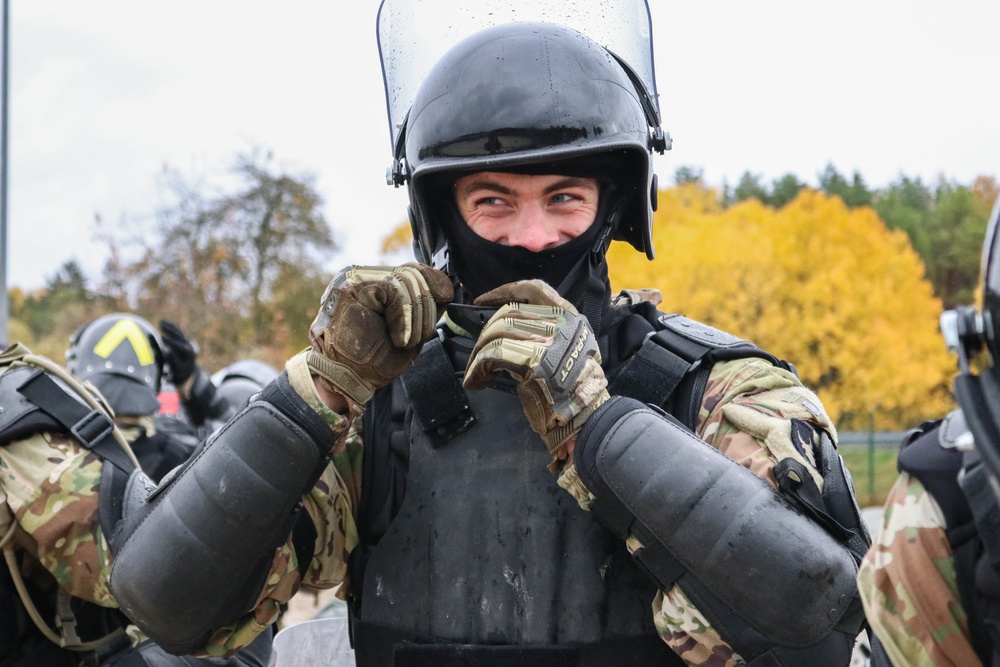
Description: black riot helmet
xmin=66 ymin=313 xmax=164 ymax=416
xmin=211 ymin=359 xmax=279 ymax=409
xmin=941 ymin=194 xmax=1000 ymax=492
xmin=381 ymin=8 xmax=668 ymax=313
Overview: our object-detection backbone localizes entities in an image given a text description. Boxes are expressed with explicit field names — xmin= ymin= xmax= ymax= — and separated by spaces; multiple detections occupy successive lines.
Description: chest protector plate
xmin=357 ymin=385 xmax=663 ymax=656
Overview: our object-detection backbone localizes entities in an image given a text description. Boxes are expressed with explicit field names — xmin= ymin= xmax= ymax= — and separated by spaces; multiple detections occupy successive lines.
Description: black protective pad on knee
xmin=110 ymin=372 xmax=333 ymax=655
xmin=575 ymin=396 xmax=858 ymax=648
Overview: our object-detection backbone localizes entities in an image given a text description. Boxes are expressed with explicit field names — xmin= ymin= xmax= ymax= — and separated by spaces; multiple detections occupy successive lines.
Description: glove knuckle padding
xmin=333 ymin=300 xmax=386 ymax=363
xmin=310 ymin=264 xmax=453 ymax=405
xmin=109 ymin=375 xmax=332 ymax=655
xmin=536 ymin=315 xmax=592 ymax=401
xmin=575 ymin=397 xmax=858 ymax=648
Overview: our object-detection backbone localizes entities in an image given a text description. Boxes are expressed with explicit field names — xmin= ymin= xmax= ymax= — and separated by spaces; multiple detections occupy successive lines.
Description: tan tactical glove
xmin=308 ymin=263 xmax=453 ymax=411
xmin=463 ymin=280 xmax=610 ymax=469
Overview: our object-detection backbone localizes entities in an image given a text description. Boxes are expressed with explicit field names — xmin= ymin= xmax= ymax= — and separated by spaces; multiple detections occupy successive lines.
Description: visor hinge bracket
xmin=387 ymin=159 xmax=409 ymax=187
xmin=651 ymin=127 xmax=671 ymax=154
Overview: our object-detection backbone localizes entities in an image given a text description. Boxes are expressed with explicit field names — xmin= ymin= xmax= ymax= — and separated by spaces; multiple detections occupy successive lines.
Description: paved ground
xmin=282 ymin=586 xmax=346 ymax=627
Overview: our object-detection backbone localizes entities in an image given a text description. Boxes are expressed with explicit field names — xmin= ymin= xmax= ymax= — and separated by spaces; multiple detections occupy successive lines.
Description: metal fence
xmin=837 ymin=431 xmax=907 ymax=448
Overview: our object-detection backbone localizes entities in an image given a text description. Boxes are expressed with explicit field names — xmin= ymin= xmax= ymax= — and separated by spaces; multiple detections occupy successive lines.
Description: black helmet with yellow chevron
xmin=66 ymin=313 xmax=164 ymax=416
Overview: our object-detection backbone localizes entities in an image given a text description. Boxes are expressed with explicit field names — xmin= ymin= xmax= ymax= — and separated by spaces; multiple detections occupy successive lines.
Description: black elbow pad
xmin=109 ymin=371 xmax=334 ymax=654
xmin=575 ymin=396 xmax=859 ymax=649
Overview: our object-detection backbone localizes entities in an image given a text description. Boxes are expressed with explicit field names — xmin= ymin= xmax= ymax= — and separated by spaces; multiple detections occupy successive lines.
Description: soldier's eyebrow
xmin=541 ymin=177 xmax=597 ymax=195
xmin=456 ymin=179 xmax=513 ymax=200
xmin=456 ymin=176 xmax=596 ymax=200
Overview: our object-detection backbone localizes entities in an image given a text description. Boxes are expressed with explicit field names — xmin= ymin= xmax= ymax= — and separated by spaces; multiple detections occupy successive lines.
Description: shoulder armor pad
xmin=0 ymin=365 xmax=70 ymax=445
xmin=657 ymin=314 xmax=747 ymax=349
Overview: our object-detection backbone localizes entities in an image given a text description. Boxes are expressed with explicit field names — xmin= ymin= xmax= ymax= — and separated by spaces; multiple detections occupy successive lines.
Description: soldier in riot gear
xmin=858 ymin=195 xmax=1000 ymax=666
xmin=0 ymin=340 xmax=273 ymax=666
xmin=157 ymin=319 xmax=279 ymax=443
xmin=210 ymin=359 xmax=278 ymax=416
xmin=66 ymin=314 xmax=198 ymax=483
xmin=107 ymin=1 xmax=869 ymax=665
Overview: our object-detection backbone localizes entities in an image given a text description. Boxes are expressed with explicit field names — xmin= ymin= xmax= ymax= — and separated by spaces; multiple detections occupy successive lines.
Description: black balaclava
xmin=433 ymin=163 xmax=626 ymax=330
xmin=443 ymin=200 xmax=609 ymax=304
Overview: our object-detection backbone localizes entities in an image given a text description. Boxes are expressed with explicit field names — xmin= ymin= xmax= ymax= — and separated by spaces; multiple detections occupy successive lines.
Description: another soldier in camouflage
xmin=0 ymin=313 xmax=272 ymax=665
xmin=108 ymin=4 xmax=870 ymax=666
xmin=0 ymin=343 xmax=272 ymax=666
xmin=858 ymin=195 xmax=1000 ymax=667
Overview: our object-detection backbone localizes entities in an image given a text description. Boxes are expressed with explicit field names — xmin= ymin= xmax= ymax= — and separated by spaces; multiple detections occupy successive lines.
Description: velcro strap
xmin=591 ymin=490 xmax=686 ymax=591
xmin=608 ymin=331 xmax=691 ymax=407
xmin=17 ymin=369 xmax=135 ymax=474
xmin=401 ymin=340 xmax=475 ymax=447
xmin=306 ymin=350 xmax=375 ymax=407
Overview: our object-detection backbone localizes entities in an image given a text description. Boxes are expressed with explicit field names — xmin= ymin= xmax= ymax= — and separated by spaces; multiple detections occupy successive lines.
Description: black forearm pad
xmin=109 ymin=371 xmax=334 ymax=654
xmin=575 ymin=396 xmax=858 ymax=647
xmin=180 ymin=367 xmax=229 ymax=426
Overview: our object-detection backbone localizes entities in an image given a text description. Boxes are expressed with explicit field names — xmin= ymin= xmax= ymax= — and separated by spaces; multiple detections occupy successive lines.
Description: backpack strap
xmin=0 ymin=345 xmax=138 ymax=473
xmin=15 ymin=370 xmax=135 ymax=475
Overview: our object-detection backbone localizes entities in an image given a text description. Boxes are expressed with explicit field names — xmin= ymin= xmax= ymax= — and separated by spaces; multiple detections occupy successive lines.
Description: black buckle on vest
xmin=71 ymin=409 xmax=114 ymax=449
xmin=16 ymin=369 xmax=135 ymax=474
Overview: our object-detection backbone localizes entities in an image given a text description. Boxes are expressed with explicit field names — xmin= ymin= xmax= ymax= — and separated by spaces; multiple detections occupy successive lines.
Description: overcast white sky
xmin=5 ymin=0 xmax=999 ymax=290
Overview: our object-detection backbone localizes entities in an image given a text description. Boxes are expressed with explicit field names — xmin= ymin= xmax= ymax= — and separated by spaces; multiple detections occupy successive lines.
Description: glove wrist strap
xmin=305 ymin=349 xmax=374 ymax=408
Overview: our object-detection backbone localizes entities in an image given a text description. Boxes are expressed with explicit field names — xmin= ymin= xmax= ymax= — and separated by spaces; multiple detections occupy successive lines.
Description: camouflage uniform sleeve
xmin=197 ymin=350 xmax=362 ymax=658
xmin=0 ymin=430 xmax=115 ymax=607
xmin=858 ymin=472 xmax=981 ymax=667
xmin=560 ymin=356 xmax=840 ymax=666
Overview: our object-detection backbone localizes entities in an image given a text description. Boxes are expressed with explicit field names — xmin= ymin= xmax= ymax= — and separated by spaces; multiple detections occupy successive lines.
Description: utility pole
xmin=0 ymin=0 xmax=9 ymax=344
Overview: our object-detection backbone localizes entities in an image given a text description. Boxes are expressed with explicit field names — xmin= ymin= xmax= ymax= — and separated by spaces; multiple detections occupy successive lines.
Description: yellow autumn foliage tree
xmin=609 ymin=185 xmax=955 ymax=429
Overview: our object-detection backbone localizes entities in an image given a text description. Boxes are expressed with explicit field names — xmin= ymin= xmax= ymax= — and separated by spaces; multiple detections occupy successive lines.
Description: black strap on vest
xmin=400 ymin=339 xmax=476 ymax=448
xmin=608 ymin=314 xmax=790 ymax=430
xmin=10 ymin=368 xmax=142 ymax=557
xmin=16 ymin=369 xmax=135 ymax=475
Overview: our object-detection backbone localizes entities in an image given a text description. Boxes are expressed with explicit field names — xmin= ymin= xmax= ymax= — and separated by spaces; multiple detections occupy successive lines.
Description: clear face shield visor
xmin=376 ymin=0 xmax=662 ymax=158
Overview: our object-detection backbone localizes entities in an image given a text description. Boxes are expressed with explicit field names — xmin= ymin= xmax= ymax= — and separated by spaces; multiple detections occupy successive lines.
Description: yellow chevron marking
xmin=93 ymin=320 xmax=155 ymax=366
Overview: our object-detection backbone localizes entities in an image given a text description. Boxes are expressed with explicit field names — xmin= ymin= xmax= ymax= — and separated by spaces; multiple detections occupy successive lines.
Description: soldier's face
xmin=454 ymin=172 xmax=600 ymax=253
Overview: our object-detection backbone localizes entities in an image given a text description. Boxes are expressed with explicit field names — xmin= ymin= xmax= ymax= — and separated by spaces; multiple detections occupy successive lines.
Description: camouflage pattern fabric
xmin=0 ymin=351 xmax=358 ymax=660
xmin=0 ymin=430 xmax=115 ymax=606
xmin=857 ymin=472 xmax=982 ymax=667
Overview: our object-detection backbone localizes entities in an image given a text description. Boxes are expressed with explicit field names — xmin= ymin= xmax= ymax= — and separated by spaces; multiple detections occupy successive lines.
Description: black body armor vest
xmin=346 ymin=303 xmax=817 ymax=666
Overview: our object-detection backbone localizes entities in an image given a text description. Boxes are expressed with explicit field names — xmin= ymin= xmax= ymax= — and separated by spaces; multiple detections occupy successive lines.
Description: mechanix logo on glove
xmin=463 ymin=280 xmax=610 ymax=468
xmin=308 ymin=263 xmax=453 ymax=409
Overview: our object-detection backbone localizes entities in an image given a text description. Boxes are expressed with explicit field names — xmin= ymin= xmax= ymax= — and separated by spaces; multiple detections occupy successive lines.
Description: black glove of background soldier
xmin=159 ymin=319 xmax=199 ymax=387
